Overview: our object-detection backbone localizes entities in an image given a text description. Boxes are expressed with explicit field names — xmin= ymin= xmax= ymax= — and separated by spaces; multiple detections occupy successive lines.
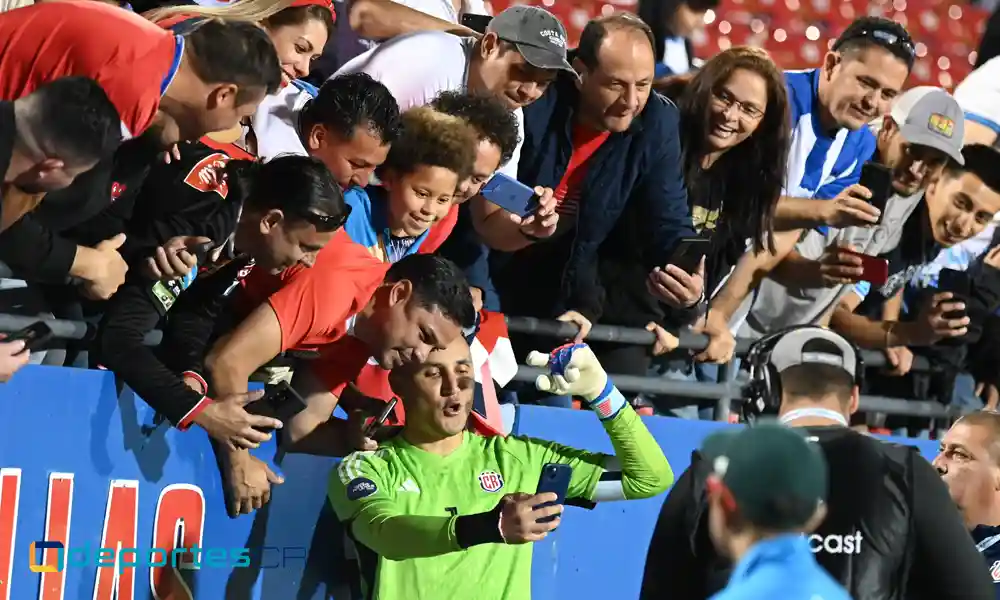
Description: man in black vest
xmin=640 ymin=326 xmax=992 ymax=600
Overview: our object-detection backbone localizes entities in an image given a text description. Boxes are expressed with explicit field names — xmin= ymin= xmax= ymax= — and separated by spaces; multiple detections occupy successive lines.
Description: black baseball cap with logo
xmin=702 ymin=424 xmax=828 ymax=530
xmin=487 ymin=6 xmax=577 ymax=78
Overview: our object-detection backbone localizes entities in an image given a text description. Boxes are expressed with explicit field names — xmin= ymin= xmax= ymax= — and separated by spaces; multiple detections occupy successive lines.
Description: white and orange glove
xmin=526 ymin=343 xmax=625 ymax=421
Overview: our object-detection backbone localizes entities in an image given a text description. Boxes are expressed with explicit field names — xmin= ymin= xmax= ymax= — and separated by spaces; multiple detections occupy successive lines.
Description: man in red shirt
xmin=0 ymin=1 xmax=281 ymax=145
xmin=207 ymin=253 xmax=475 ymax=515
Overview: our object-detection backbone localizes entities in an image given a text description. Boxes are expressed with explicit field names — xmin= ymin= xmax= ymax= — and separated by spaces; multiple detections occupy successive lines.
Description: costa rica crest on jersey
xmin=478 ymin=470 xmax=504 ymax=493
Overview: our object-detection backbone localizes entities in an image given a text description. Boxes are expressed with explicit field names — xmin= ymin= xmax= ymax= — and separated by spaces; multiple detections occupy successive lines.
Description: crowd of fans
xmin=6 ymin=0 xmax=1000 ymax=596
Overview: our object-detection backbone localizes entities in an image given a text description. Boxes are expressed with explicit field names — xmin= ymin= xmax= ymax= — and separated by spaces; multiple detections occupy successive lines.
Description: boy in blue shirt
xmin=702 ymin=425 xmax=851 ymax=600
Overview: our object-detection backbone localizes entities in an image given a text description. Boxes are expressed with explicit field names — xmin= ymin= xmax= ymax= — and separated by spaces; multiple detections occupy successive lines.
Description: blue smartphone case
xmin=480 ymin=173 xmax=538 ymax=217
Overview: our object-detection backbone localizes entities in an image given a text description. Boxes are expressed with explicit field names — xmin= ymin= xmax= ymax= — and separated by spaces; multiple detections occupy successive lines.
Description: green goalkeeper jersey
xmin=328 ymin=405 xmax=673 ymax=600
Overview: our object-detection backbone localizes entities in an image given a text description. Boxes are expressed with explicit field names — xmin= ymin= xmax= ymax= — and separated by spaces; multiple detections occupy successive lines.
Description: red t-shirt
xmin=0 ymin=0 xmax=179 ymax=137
xmin=237 ymin=229 xmax=387 ymax=352
xmin=552 ymin=125 xmax=611 ymax=217
xmin=419 ymin=203 xmax=458 ymax=254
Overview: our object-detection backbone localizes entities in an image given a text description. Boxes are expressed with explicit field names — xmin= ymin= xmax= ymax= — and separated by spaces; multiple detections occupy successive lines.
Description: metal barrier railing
xmin=503 ymin=317 xmax=969 ymax=424
xmin=0 ymin=313 xmax=970 ymax=424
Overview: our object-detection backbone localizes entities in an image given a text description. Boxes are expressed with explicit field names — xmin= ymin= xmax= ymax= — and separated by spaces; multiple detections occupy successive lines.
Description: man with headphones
xmin=640 ymin=325 xmax=991 ymax=600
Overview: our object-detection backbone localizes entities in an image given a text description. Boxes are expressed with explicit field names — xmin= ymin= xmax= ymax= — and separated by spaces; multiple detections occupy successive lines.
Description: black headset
xmin=741 ymin=325 xmax=865 ymax=423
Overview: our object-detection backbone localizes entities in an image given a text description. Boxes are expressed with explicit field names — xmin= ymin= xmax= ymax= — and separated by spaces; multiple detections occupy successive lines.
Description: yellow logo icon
xmin=928 ymin=113 xmax=955 ymax=138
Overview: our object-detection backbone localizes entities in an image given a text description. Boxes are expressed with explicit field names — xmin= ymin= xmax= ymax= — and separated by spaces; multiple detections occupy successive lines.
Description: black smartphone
xmin=936 ymin=268 xmax=971 ymax=320
xmin=460 ymin=13 xmax=492 ymax=34
xmin=245 ymin=381 xmax=308 ymax=428
xmin=364 ymin=398 xmax=398 ymax=438
xmin=190 ymin=241 xmax=215 ymax=264
xmin=5 ymin=321 xmax=54 ymax=353
xmin=859 ymin=162 xmax=893 ymax=223
xmin=534 ymin=464 xmax=572 ymax=524
xmin=669 ymin=238 xmax=712 ymax=274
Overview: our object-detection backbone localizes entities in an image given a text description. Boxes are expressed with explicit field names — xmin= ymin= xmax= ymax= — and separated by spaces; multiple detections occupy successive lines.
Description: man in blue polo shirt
xmin=695 ymin=16 xmax=916 ymax=364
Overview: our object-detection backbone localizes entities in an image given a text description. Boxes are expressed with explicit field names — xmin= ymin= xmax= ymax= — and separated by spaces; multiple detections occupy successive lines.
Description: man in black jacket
xmin=95 ymin=153 xmax=347 ymax=446
xmin=640 ymin=326 xmax=992 ymax=600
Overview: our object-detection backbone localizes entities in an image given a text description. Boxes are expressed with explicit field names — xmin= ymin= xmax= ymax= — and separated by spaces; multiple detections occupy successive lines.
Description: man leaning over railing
xmin=328 ymin=337 xmax=672 ymax=600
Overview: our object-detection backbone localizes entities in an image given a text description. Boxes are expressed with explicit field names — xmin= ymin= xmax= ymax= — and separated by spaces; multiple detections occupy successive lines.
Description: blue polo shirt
xmin=710 ymin=534 xmax=851 ymax=600
xmin=784 ymin=69 xmax=877 ymax=202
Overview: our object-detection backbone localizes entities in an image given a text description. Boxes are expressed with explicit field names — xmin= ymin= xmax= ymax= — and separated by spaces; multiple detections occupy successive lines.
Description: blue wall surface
xmin=0 ymin=366 xmax=938 ymax=600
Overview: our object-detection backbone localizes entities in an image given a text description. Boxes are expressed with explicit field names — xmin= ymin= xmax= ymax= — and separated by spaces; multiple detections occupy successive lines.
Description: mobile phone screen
xmin=859 ymin=162 xmax=893 ymax=222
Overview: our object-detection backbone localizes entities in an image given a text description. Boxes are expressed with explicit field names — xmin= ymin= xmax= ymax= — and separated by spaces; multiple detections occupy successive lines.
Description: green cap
xmin=701 ymin=424 xmax=828 ymax=530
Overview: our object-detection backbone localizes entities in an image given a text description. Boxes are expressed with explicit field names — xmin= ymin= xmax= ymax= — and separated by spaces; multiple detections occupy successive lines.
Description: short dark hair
xmin=943 ymin=144 xmax=1000 ymax=195
xmin=184 ymin=19 xmax=282 ymax=103
xmin=385 ymin=255 xmax=475 ymax=329
xmin=376 ymin=107 xmax=478 ymax=181
xmin=577 ymin=13 xmax=656 ymax=71
xmin=301 ymin=73 xmax=402 ymax=146
xmin=833 ymin=16 xmax=915 ymax=70
xmin=263 ymin=5 xmax=335 ymax=39
xmin=18 ymin=77 xmax=121 ymax=167
xmin=229 ymin=154 xmax=346 ymax=227
xmin=779 ymin=363 xmax=855 ymax=405
xmin=431 ymin=91 xmax=521 ymax=168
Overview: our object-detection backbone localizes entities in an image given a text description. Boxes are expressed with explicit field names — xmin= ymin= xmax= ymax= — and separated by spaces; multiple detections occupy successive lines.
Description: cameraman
xmin=640 ymin=326 xmax=992 ymax=600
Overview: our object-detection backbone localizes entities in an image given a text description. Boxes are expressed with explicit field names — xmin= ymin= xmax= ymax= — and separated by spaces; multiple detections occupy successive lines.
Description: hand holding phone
xmin=480 ymin=173 xmax=540 ymax=218
xmin=245 ymin=381 xmax=309 ymax=427
xmin=534 ymin=464 xmax=572 ymax=524
xmin=835 ymin=248 xmax=888 ymax=286
xmin=4 ymin=321 xmax=54 ymax=354
xmin=460 ymin=13 xmax=491 ymax=33
xmin=911 ymin=290 xmax=969 ymax=345
xmin=668 ymin=238 xmax=711 ymax=275
xmin=859 ymin=162 xmax=893 ymax=224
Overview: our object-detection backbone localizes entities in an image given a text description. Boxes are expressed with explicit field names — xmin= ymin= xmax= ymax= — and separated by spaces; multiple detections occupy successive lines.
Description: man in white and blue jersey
xmin=694 ymin=17 xmax=917 ymax=361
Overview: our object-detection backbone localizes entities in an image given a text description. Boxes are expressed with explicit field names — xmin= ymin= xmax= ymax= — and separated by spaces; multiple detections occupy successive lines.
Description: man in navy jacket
xmin=484 ymin=13 xmax=698 ymax=338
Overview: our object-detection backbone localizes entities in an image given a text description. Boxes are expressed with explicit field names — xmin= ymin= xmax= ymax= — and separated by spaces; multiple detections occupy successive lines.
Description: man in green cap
xmin=700 ymin=424 xmax=850 ymax=600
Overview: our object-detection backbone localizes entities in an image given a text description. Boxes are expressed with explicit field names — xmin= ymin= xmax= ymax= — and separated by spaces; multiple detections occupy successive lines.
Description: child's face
xmin=385 ymin=165 xmax=460 ymax=237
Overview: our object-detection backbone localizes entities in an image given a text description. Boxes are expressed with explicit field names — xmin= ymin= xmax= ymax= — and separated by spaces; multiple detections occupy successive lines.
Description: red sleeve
xmin=420 ymin=204 xmax=459 ymax=254
xmin=310 ymin=340 xmax=373 ymax=397
xmin=267 ymin=266 xmax=356 ymax=352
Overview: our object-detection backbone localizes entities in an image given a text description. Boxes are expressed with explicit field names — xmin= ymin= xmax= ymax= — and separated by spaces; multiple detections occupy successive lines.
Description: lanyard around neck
xmin=778 ymin=408 xmax=848 ymax=427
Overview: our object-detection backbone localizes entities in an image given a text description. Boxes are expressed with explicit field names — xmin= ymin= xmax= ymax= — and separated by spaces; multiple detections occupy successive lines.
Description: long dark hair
xmin=661 ymin=46 xmax=790 ymax=253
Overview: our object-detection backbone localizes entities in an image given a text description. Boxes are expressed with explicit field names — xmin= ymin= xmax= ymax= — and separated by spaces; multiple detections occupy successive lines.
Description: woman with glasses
xmin=592 ymin=46 xmax=791 ymax=418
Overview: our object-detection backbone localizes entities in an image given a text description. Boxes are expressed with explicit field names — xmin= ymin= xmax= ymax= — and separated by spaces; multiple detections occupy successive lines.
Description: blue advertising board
xmin=0 ymin=366 xmax=938 ymax=600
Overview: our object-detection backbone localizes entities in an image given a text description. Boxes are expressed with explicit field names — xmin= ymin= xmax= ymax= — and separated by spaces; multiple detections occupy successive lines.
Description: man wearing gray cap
xmin=642 ymin=325 xmax=993 ymax=600
xmin=333 ymin=5 xmax=576 ymax=249
xmin=736 ymin=87 xmax=966 ymax=344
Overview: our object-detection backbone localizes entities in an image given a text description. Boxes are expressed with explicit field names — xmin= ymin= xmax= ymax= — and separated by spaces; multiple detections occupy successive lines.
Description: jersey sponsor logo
xmin=478 ymin=471 xmax=504 ymax=493
xmin=346 ymin=477 xmax=377 ymax=501
xmin=183 ymin=153 xmax=230 ymax=198
xmin=110 ymin=182 xmax=126 ymax=202
xmin=991 ymin=559 xmax=1000 ymax=582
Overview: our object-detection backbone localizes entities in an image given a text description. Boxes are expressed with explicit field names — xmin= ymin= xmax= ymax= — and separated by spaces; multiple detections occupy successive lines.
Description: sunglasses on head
xmin=835 ymin=27 xmax=916 ymax=59
xmin=297 ymin=203 xmax=351 ymax=232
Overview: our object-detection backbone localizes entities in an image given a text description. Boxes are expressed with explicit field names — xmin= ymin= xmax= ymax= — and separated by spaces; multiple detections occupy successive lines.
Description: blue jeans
xmin=641 ymin=357 xmax=740 ymax=420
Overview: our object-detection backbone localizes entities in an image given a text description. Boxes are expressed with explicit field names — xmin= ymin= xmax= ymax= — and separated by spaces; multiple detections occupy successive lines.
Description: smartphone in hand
xmin=245 ymin=381 xmax=308 ymax=429
xmin=364 ymin=398 xmax=398 ymax=438
xmin=480 ymin=173 xmax=539 ymax=218
xmin=936 ymin=268 xmax=971 ymax=320
xmin=839 ymin=249 xmax=889 ymax=285
xmin=460 ymin=13 xmax=492 ymax=33
xmin=534 ymin=464 xmax=572 ymax=524
xmin=5 ymin=321 xmax=54 ymax=354
xmin=668 ymin=238 xmax=711 ymax=274
xmin=859 ymin=162 xmax=893 ymax=224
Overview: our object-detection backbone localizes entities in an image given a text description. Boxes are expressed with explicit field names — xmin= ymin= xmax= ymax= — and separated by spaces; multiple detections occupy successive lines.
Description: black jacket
xmin=95 ymin=142 xmax=244 ymax=426
xmin=641 ymin=425 xmax=993 ymax=600
xmin=493 ymin=72 xmax=694 ymax=324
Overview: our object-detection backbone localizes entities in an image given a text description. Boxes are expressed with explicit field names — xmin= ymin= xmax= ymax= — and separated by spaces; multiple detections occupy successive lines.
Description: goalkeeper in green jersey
xmin=328 ymin=338 xmax=675 ymax=600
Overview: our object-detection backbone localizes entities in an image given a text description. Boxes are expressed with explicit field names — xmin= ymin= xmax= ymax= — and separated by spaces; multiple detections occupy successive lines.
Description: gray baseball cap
xmin=487 ymin=6 xmax=576 ymax=77
xmin=769 ymin=327 xmax=859 ymax=379
xmin=890 ymin=86 xmax=965 ymax=165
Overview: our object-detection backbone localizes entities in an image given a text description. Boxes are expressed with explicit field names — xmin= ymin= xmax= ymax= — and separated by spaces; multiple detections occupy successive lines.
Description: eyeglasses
xmin=299 ymin=203 xmax=351 ymax=232
xmin=712 ymin=89 xmax=764 ymax=121
xmin=835 ymin=27 xmax=916 ymax=59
